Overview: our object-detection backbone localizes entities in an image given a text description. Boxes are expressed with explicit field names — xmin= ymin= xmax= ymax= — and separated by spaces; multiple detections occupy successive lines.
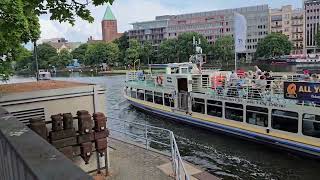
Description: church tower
xmin=101 ymin=6 xmax=118 ymax=42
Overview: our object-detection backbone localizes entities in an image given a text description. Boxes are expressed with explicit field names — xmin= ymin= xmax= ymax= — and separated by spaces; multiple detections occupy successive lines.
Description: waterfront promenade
xmin=105 ymin=138 xmax=220 ymax=180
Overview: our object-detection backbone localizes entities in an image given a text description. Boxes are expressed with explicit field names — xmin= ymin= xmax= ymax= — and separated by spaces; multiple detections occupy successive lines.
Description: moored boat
xmin=124 ymin=48 xmax=320 ymax=159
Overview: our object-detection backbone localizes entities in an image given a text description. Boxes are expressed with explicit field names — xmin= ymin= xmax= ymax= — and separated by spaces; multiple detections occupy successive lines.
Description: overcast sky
xmin=39 ymin=0 xmax=302 ymax=43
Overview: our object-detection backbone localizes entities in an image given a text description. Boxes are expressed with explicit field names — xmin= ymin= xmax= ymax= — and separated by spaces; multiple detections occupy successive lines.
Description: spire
xmin=103 ymin=6 xmax=116 ymax=21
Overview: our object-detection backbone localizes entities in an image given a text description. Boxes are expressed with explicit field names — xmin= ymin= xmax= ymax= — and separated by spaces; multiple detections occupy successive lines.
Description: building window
xmin=154 ymin=92 xmax=163 ymax=105
xmin=302 ymin=114 xmax=320 ymax=138
xmin=192 ymin=98 xmax=205 ymax=114
xmin=164 ymin=93 xmax=174 ymax=107
xmin=130 ymin=88 xmax=137 ymax=98
xmin=272 ymin=110 xmax=298 ymax=133
xmin=145 ymin=90 xmax=153 ymax=103
xmin=225 ymin=103 xmax=243 ymax=122
xmin=207 ymin=100 xmax=222 ymax=117
xmin=246 ymin=106 xmax=268 ymax=127
xmin=137 ymin=89 xmax=145 ymax=100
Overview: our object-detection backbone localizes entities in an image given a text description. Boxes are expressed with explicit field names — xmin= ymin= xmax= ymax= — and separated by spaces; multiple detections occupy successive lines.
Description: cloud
xmin=38 ymin=0 xmax=302 ymax=43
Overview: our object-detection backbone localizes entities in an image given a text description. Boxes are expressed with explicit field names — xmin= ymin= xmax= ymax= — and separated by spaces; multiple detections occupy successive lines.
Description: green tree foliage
xmin=176 ymin=32 xmax=209 ymax=62
xmin=85 ymin=42 xmax=119 ymax=66
xmin=114 ymin=32 xmax=129 ymax=65
xmin=141 ymin=41 xmax=154 ymax=65
xmin=158 ymin=39 xmax=178 ymax=63
xmin=37 ymin=43 xmax=58 ymax=69
xmin=125 ymin=39 xmax=141 ymax=66
xmin=255 ymin=33 xmax=292 ymax=58
xmin=71 ymin=44 xmax=88 ymax=64
xmin=211 ymin=36 xmax=234 ymax=63
xmin=54 ymin=49 xmax=73 ymax=68
xmin=15 ymin=46 xmax=33 ymax=72
xmin=105 ymin=42 xmax=120 ymax=66
xmin=1 ymin=0 xmax=113 ymax=80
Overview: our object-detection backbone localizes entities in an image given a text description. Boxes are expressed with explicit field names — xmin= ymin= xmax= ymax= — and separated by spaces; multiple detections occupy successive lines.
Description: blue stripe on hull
xmin=127 ymin=100 xmax=320 ymax=158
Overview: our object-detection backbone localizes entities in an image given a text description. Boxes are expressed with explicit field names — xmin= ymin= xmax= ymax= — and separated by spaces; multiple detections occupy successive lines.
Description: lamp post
xmin=33 ymin=41 xmax=39 ymax=81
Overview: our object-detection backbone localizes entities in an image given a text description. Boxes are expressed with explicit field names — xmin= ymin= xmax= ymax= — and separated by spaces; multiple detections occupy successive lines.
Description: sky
xmin=38 ymin=0 xmax=303 ymax=43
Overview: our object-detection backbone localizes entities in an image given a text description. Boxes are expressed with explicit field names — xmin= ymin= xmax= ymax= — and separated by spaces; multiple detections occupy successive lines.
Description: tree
xmin=84 ymin=42 xmax=119 ymax=66
xmin=141 ymin=41 xmax=154 ymax=65
xmin=85 ymin=43 xmax=108 ymax=66
xmin=1 ymin=0 xmax=113 ymax=80
xmin=114 ymin=32 xmax=129 ymax=65
xmin=158 ymin=39 xmax=178 ymax=63
xmin=211 ymin=36 xmax=234 ymax=64
xmin=71 ymin=44 xmax=88 ymax=64
xmin=37 ymin=43 xmax=58 ymax=69
xmin=56 ymin=49 xmax=73 ymax=68
xmin=125 ymin=39 xmax=141 ymax=66
xmin=105 ymin=42 xmax=120 ymax=66
xmin=15 ymin=46 xmax=33 ymax=72
xmin=255 ymin=33 xmax=292 ymax=58
xmin=176 ymin=32 xmax=209 ymax=62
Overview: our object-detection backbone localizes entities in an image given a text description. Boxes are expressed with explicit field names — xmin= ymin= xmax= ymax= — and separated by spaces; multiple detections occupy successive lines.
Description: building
xmin=269 ymin=5 xmax=305 ymax=54
xmin=129 ymin=19 xmax=168 ymax=46
xmin=304 ymin=0 xmax=320 ymax=53
xmin=128 ymin=5 xmax=270 ymax=60
xmin=42 ymin=38 xmax=82 ymax=53
xmin=101 ymin=6 xmax=122 ymax=42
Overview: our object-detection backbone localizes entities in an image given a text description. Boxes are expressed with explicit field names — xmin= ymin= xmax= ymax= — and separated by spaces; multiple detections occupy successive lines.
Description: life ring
xmin=156 ymin=76 xmax=163 ymax=85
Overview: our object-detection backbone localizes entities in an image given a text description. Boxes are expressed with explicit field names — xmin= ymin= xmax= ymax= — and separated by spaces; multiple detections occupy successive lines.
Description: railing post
xmin=170 ymin=132 xmax=176 ymax=178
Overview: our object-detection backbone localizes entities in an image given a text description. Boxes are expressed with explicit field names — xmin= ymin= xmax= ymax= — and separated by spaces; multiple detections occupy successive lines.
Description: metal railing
xmin=108 ymin=117 xmax=190 ymax=180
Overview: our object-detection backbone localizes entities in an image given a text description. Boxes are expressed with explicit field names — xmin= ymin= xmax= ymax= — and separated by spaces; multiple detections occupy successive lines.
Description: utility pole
xmin=34 ymin=41 xmax=39 ymax=81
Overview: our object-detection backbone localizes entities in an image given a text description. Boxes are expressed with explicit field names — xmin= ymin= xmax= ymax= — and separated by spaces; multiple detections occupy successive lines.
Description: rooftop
xmin=0 ymin=80 xmax=90 ymax=94
xmin=103 ymin=6 xmax=116 ymax=21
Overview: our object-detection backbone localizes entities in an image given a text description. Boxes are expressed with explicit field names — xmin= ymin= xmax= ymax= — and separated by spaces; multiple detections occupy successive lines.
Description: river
xmin=6 ymin=73 xmax=320 ymax=180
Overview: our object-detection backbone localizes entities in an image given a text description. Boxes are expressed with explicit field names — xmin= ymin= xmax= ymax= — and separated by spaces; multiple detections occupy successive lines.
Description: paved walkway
xmin=107 ymin=138 xmax=172 ymax=180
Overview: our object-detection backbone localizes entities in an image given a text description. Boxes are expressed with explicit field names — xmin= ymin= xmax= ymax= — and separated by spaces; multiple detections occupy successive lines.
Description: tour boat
xmin=124 ymin=45 xmax=320 ymax=159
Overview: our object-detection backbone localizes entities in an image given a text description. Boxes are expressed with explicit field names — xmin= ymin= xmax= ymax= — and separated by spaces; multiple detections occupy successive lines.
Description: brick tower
xmin=101 ymin=6 xmax=118 ymax=42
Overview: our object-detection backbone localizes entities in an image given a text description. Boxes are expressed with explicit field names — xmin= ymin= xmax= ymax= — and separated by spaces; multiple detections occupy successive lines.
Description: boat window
xmin=225 ymin=103 xmax=243 ymax=122
xmin=164 ymin=93 xmax=174 ymax=107
xmin=137 ymin=89 xmax=145 ymax=100
xmin=272 ymin=110 xmax=298 ymax=133
xmin=145 ymin=90 xmax=153 ymax=103
xmin=246 ymin=106 xmax=268 ymax=127
xmin=207 ymin=100 xmax=222 ymax=117
xmin=154 ymin=92 xmax=163 ymax=105
xmin=302 ymin=114 xmax=320 ymax=138
xmin=130 ymin=88 xmax=137 ymax=98
xmin=192 ymin=98 xmax=205 ymax=114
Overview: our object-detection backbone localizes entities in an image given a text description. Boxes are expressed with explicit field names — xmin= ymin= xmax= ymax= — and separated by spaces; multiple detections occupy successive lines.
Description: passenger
xmin=265 ymin=72 xmax=274 ymax=90
xmin=311 ymin=74 xmax=319 ymax=82
xmin=256 ymin=75 xmax=267 ymax=90
xmin=230 ymin=71 xmax=239 ymax=86
xmin=254 ymin=65 xmax=262 ymax=76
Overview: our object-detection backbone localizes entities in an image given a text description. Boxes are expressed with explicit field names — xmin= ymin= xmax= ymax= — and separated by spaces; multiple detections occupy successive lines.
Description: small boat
xmin=38 ymin=70 xmax=51 ymax=80
xmin=124 ymin=43 xmax=320 ymax=159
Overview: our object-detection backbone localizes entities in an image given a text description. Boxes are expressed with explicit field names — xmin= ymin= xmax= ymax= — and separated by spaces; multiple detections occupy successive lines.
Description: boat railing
xmin=108 ymin=117 xmax=190 ymax=180
xmin=198 ymin=77 xmax=320 ymax=106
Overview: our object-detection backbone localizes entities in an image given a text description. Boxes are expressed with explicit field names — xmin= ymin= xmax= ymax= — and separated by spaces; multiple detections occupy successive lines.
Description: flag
xmin=234 ymin=12 xmax=247 ymax=53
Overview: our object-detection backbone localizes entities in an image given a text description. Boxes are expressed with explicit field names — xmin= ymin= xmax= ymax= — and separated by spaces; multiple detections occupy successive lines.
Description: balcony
xmin=271 ymin=25 xmax=282 ymax=28
xmin=292 ymin=38 xmax=304 ymax=41
xmin=292 ymin=16 xmax=303 ymax=20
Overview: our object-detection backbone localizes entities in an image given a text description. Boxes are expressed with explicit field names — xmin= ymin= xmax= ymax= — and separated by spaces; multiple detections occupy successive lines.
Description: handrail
xmin=107 ymin=117 xmax=190 ymax=180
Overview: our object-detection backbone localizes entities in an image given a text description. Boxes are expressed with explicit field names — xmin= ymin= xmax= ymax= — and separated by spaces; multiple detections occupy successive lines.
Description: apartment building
xmin=128 ymin=5 xmax=270 ymax=60
xmin=304 ymin=0 xmax=320 ymax=53
xmin=269 ymin=5 xmax=305 ymax=54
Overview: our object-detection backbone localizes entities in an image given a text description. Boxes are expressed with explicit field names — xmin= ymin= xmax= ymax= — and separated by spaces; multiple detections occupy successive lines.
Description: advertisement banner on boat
xmin=284 ymin=82 xmax=320 ymax=103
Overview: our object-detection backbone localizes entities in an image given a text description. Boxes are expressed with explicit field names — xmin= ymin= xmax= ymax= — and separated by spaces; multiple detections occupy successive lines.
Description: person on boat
xmin=265 ymin=72 xmax=274 ymax=90
xmin=229 ymin=71 xmax=239 ymax=86
xmin=254 ymin=65 xmax=262 ymax=76
xmin=311 ymin=74 xmax=319 ymax=82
